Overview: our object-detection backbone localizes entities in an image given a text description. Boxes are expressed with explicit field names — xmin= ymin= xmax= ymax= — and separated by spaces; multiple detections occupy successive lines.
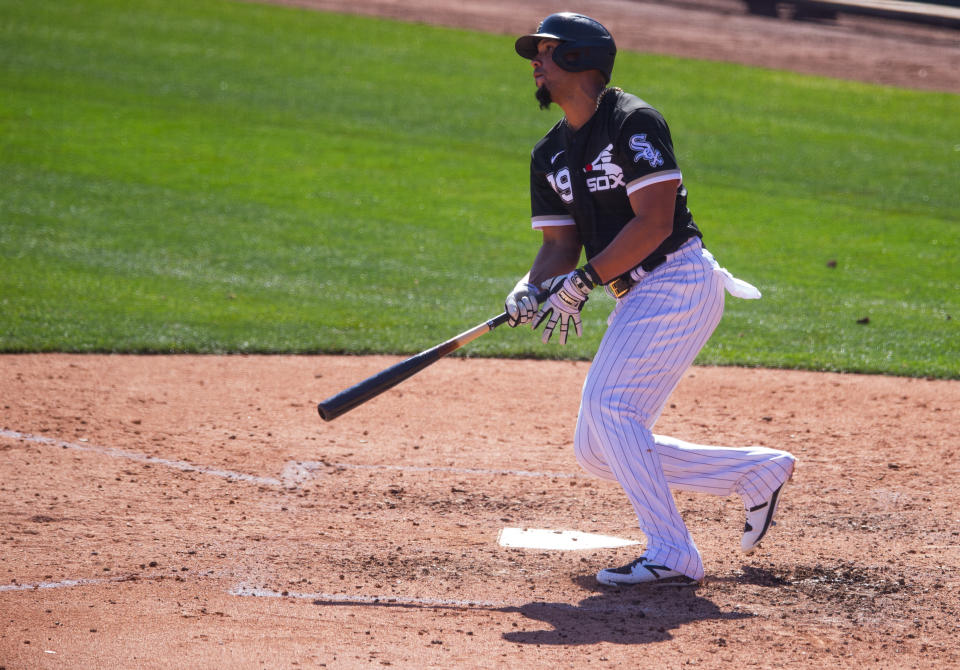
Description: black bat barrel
xmin=317 ymin=342 xmax=456 ymax=421
xmin=316 ymin=312 xmax=509 ymax=422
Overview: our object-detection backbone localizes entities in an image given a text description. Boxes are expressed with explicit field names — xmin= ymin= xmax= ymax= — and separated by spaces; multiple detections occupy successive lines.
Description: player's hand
xmin=504 ymin=279 xmax=540 ymax=327
xmin=531 ymin=269 xmax=593 ymax=345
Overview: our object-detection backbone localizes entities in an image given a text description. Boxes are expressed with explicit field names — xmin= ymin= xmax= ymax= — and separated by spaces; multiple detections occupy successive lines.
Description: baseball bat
xmin=317 ymin=311 xmax=511 ymax=422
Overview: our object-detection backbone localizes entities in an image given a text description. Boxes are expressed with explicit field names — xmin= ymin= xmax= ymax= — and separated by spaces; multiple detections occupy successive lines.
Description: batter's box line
xmin=1 ymin=429 xmax=584 ymax=490
xmin=0 ymin=568 xmax=222 ymax=593
xmin=230 ymin=583 xmax=512 ymax=610
xmin=1 ymin=429 xmax=284 ymax=487
xmin=228 ymin=584 xmax=675 ymax=617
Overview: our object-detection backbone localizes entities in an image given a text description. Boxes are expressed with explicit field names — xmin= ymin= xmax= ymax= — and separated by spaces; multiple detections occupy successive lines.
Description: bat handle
xmin=487 ymin=312 xmax=510 ymax=329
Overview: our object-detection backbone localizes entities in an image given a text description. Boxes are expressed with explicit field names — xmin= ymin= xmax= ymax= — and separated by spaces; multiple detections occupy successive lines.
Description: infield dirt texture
xmin=2 ymin=1 xmax=959 ymax=668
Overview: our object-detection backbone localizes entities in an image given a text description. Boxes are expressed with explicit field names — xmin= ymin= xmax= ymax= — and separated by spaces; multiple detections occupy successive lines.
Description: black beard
xmin=535 ymin=85 xmax=552 ymax=110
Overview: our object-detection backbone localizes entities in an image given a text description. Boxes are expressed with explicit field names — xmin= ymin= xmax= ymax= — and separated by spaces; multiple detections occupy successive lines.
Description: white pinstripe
xmin=574 ymin=239 xmax=795 ymax=581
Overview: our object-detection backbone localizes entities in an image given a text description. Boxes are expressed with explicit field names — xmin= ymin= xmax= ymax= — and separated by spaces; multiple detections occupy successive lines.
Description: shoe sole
xmin=596 ymin=575 xmax=700 ymax=588
xmin=742 ymin=458 xmax=797 ymax=554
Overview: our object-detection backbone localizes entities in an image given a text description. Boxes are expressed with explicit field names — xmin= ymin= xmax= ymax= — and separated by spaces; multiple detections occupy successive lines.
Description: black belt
xmin=607 ymin=254 xmax=667 ymax=299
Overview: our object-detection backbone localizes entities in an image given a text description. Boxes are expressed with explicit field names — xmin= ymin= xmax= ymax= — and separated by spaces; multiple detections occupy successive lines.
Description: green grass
xmin=1 ymin=0 xmax=958 ymax=377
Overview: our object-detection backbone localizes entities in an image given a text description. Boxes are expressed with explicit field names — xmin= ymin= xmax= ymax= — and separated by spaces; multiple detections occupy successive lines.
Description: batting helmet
xmin=515 ymin=13 xmax=616 ymax=83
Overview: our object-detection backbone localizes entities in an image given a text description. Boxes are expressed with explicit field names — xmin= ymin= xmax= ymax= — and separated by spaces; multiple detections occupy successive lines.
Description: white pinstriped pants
xmin=574 ymin=239 xmax=795 ymax=581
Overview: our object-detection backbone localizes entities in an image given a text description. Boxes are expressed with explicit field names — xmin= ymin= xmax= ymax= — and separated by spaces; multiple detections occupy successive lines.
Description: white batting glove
xmin=504 ymin=278 xmax=541 ymax=328
xmin=531 ymin=269 xmax=593 ymax=345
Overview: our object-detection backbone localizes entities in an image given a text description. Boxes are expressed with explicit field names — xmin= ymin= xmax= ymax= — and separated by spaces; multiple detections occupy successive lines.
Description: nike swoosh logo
xmin=550 ymin=150 xmax=565 ymax=164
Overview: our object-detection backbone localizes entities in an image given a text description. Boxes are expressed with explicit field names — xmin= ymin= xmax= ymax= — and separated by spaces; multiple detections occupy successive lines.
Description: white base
xmin=497 ymin=527 xmax=640 ymax=551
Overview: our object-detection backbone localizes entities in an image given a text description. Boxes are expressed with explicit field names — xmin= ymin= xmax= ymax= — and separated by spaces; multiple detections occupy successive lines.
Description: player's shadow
xmin=501 ymin=574 xmax=754 ymax=645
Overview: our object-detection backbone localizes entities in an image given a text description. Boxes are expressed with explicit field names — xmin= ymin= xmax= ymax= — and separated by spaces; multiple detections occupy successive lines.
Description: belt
xmin=605 ymin=237 xmax=701 ymax=299
xmin=608 ymin=256 xmax=666 ymax=299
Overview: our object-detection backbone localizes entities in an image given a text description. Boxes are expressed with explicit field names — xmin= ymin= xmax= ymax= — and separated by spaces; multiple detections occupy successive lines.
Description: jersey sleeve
xmin=529 ymin=153 xmax=575 ymax=230
xmin=617 ymin=108 xmax=683 ymax=197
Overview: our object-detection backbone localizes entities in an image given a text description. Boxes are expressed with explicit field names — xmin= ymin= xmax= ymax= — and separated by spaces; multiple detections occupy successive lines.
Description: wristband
xmin=581 ymin=263 xmax=603 ymax=288
xmin=571 ymin=268 xmax=594 ymax=295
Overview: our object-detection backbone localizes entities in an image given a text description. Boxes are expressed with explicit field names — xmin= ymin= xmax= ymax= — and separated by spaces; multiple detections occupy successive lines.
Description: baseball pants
xmin=574 ymin=238 xmax=795 ymax=581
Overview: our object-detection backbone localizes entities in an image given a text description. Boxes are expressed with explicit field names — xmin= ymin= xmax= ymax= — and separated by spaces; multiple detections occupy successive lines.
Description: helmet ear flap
xmin=552 ymin=42 xmax=580 ymax=70
xmin=558 ymin=48 xmax=583 ymax=68
xmin=552 ymin=42 xmax=614 ymax=83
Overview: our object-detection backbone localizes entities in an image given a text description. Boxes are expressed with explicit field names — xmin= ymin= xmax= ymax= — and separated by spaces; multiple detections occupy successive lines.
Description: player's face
xmin=531 ymin=39 xmax=567 ymax=109
xmin=531 ymin=39 xmax=562 ymax=90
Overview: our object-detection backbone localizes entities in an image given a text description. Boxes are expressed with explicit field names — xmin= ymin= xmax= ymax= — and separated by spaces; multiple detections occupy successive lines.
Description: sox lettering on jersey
xmin=584 ymin=144 xmax=625 ymax=193
xmin=629 ymin=133 xmax=664 ymax=168
xmin=546 ymin=144 xmax=625 ymax=204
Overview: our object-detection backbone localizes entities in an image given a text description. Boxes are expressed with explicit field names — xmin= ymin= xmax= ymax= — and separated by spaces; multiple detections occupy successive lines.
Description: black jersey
xmin=528 ymin=89 xmax=701 ymax=262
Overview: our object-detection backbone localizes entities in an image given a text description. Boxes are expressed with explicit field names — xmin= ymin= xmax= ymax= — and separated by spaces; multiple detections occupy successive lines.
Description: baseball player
xmin=505 ymin=13 xmax=797 ymax=586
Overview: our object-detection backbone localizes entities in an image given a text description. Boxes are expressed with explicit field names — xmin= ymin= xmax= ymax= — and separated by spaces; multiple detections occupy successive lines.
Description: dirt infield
xmin=2 ymin=355 xmax=958 ymax=668
xmin=3 ymin=1 xmax=959 ymax=668
xmin=279 ymin=0 xmax=960 ymax=93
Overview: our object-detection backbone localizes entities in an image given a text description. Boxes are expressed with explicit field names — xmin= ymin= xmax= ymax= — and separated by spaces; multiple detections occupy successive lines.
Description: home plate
xmin=497 ymin=527 xmax=641 ymax=551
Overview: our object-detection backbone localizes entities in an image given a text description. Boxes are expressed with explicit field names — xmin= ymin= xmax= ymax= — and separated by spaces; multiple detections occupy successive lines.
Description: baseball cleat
xmin=596 ymin=557 xmax=699 ymax=587
xmin=741 ymin=460 xmax=797 ymax=553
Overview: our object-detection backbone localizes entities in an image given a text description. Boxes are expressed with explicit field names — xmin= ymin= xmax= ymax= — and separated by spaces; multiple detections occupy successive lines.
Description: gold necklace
xmin=563 ymin=87 xmax=619 ymax=129
xmin=596 ymin=86 xmax=621 ymax=110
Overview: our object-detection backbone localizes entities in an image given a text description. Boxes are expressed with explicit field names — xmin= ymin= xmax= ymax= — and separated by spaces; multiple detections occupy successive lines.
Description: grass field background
xmin=1 ymin=0 xmax=958 ymax=377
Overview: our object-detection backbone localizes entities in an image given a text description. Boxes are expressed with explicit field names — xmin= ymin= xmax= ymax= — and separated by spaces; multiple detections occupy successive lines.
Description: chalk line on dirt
xmin=3 ymin=571 xmax=674 ymax=618
xmin=228 ymin=584 xmax=690 ymax=617
xmin=1 ymin=430 xmax=584 ymax=490
xmin=0 ymin=429 xmax=283 ymax=487
xmin=230 ymin=584 xmax=509 ymax=609
xmin=0 ymin=576 xmax=135 ymax=593
xmin=0 ymin=570 xmax=207 ymax=593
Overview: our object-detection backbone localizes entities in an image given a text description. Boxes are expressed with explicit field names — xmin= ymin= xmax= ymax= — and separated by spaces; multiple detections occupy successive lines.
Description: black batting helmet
xmin=515 ymin=13 xmax=616 ymax=83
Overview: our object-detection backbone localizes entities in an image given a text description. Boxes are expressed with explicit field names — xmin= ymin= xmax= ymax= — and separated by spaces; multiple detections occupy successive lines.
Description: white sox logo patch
xmin=629 ymin=133 xmax=664 ymax=168
xmin=546 ymin=144 xmax=625 ymax=204
xmin=584 ymin=144 xmax=625 ymax=194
